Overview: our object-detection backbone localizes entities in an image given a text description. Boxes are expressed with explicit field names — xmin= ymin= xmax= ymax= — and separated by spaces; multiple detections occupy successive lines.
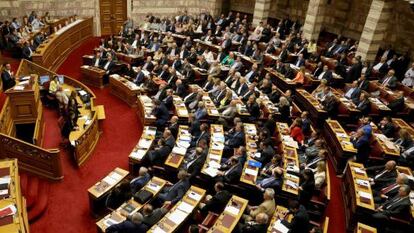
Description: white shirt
xmin=94 ymin=58 xmax=100 ymax=67
xmin=31 ymin=18 xmax=44 ymax=30
xmin=373 ymin=62 xmax=384 ymax=71
xmin=318 ymin=71 xmax=326 ymax=80
xmin=104 ymin=61 xmax=111 ymax=70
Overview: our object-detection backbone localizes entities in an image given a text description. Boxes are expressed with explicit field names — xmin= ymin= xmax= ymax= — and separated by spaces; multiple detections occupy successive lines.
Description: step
xmin=28 ymin=181 xmax=49 ymax=222
xmin=26 ymin=176 xmax=40 ymax=210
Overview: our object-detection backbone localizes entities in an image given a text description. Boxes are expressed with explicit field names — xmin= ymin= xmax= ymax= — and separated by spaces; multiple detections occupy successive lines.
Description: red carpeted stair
xmin=19 ymin=173 xmax=50 ymax=222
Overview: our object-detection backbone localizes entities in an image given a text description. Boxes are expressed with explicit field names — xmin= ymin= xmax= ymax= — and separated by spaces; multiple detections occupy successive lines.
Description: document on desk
xmin=104 ymin=218 xmax=121 ymax=227
xmin=177 ymin=201 xmax=194 ymax=214
xmin=353 ymin=167 xmax=366 ymax=175
xmin=109 ymin=172 xmax=122 ymax=181
xmin=285 ymin=180 xmax=298 ymax=189
xmin=356 ymin=179 xmax=370 ymax=188
xmin=138 ymin=139 xmax=152 ymax=148
xmin=168 ymin=209 xmax=187 ymax=224
xmin=13 ymin=85 xmax=25 ymax=91
xmin=224 ymin=205 xmax=240 ymax=215
xmin=147 ymin=182 xmax=161 ymax=192
xmin=103 ymin=176 xmax=117 ymax=186
xmin=130 ymin=149 xmax=146 ymax=160
xmin=358 ymin=191 xmax=372 ymax=200
xmin=172 ymin=146 xmax=187 ymax=155
xmin=208 ymin=160 xmax=221 ymax=169
xmin=208 ymin=154 xmax=221 ymax=161
xmin=212 ymin=142 xmax=224 ymax=150
xmin=245 ymin=168 xmax=258 ymax=176
xmin=153 ymin=226 xmax=167 ymax=233
xmin=204 ymin=167 xmax=218 ymax=177
xmin=273 ymin=219 xmax=289 ymax=233
xmin=188 ymin=191 xmax=202 ymax=201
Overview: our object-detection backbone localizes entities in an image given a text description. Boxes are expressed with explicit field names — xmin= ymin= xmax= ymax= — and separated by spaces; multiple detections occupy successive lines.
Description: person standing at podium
xmin=102 ymin=54 xmax=115 ymax=84
xmin=1 ymin=63 xmax=16 ymax=91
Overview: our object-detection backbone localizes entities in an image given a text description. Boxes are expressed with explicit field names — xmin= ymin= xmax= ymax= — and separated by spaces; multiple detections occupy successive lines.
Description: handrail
xmin=0 ymin=133 xmax=63 ymax=181
xmin=0 ymin=98 xmax=12 ymax=135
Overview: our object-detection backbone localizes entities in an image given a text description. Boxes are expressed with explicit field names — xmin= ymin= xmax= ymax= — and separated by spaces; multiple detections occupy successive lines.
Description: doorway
xmin=99 ymin=0 xmax=128 ymax=35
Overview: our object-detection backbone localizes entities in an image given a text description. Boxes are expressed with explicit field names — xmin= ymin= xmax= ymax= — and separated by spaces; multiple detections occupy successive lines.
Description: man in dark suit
xmin=245 ymin=63 xmax=259 ymax=83
xmin=279 ymin=200 xmax=310 ymax=233
xmin=141 ymin=204 xmax=167 ymax=227
xmin=197 ymin=55 xmax=210 ymax=70
xmin=157 ymin=170 xmax=190 ymax=205
xmin=217 ymin=157 xmax=242 ymax=183
xmin=130 ymin=167 xmax=151 ymax=194
xmin=378 ymin=116 xmax=396 ymax=138
xmin=183 ymin=88 xmax=198 ymax=106
xmin=183 ymin=147 xmax=207 ymax=180
xmin=366 ymin=160 xmax=398 ymax=192
xmin=356 ymin=93 xmax=371 ymax=116
xmin=157 ymin=65 xmax=170 ymax=80
xmin=92 ymin=51 xmax=103 ymax=67
xmin=387 ymin=91 xmax=405 ymax=112
xmin=162 ymin=89 xmax=174 ymax=110
xmin=105 ymin=212 xmax=148 ymax=233
xmin=357 ymin=75 xmax=370 ymax=91
xmin=174 ymin=79 xmax=187 ymax=98
xmin=168 ymin=116 xmax=179 ymax=138
xmin=317 ymin=65 xmax=334 ymax=85
xmin=346 ymin=57 xmax=362 ymax=83
xmin=334 ymin=60 xmax=347 ymax=79
xmin=200 ymin=182 xmax=231 ymax=215
xmin=133 ymin=66 xmax=145 ymax=85
xmin=22 ymin=41 xmax=33 ymax=60
xmin=192 ymin=123 xmax=209 ymax=147
xmin=293 ymin=54 xmax=305 ymax=68
xmin=224 ymin=124 xmax=245 ymax=152
xmin=171 ymin=55 xmax=182 ymax=71
xmin=381 ymin=69 xmax=398 ymax=89
xmin=102 ymin=54 xmax=116 ymax=84
xmin=373 ymin=185 xmax=411 ymax=225
xmin=147 ymin=139 xmax=172 ymax=165
xmin=152 ymin=99 xmax=169 ymax=129
xmin=351 ymin=128 xmax=371 ymax=165
xmin=33 ymin=32 xmax=44 ymax=48
xmin=221 ymin=34 xmax=232 ymax=52
xmin=374 ymin=173 xmax=409 ymax=204
xmin=142 ymin=56 xmax=154 ymax=72
xmin=162 ymin=129 xmax=175 ymax=149
xmin=344 ymin=81 xmax=361 ymax=104
xmin=1 ymin=63 xmax=16 ymax=91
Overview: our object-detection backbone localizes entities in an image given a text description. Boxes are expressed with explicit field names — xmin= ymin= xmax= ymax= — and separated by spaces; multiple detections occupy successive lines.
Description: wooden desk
xmin=87 ymin=168 xmax=129 ymax=217
xmin=393 ymin=118 xmax=414 ymax=136
xmin=202 ymin=124 xmax=224 ymax=178
xmin=372 ymin=133 xmax=400 ymax=157
xmin=264 ymin=67 xmax=296 ymax=92
xmin=0 ymin=159 xmax=29 ymax=233
xmin=80 ymin=65 xmax=107 ymax=89
xmin=295 ymin=89 xmax=327 ymax=123
xmin=202 ymin=94 xmax=220 ymax=118
xmin=355 ymin=222 xmax=377 ymax=233
xmin=96 ymin=176 xmax=167 ymax=232
xmin=165 ymin=125 xmax=191 ymax=169
xmin=136 ymin=95 xmax=156 ymax=126
xmin=109 ymin=74 xmax=140 ymax=107
xmin=47 ymin=16 xmax=76 ymax=33
xmin=129 ymin=126 xmax=157 ymax=172
xmin=240 ymin=123 xmax=259 ymax=186
xmin=4 ymin=74 xmax=40 ymax=124
xmin=148 ymin=186 xmax=206 ymax=233
xmin=324 ymin=120 xmax=357 ymax=173
xmin=172 ymin=96 xmax=189 ymax=119
xmin=332 ymin=88 xmax=360 ymax=116
xmin=342 ymin=162 xmax=375 ymax=232
xmin=207 ymin=195 xmax=249 ymax=233
xmin=32 ymin=18 xmax=93 ymax=71
xmin=276 ymin=122 xmax=300 ymax=196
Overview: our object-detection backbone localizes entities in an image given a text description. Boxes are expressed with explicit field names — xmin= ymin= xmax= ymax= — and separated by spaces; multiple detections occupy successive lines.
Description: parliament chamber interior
xmin=1 ymin=0 xmax=414 ymax=233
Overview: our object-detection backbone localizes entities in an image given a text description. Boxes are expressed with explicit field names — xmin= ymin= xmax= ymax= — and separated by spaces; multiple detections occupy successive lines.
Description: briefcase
xmin=133 ymin=189 xmax=153 ymax=204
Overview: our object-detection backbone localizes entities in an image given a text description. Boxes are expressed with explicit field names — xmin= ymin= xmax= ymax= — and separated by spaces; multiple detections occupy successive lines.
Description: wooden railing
xmin=32 ymin=102 xmax=44 ymax=146
xmin=0 ymin=133 xmax=63 ymax=181
xmin=0 ymin=98 xmax=14 ymax=135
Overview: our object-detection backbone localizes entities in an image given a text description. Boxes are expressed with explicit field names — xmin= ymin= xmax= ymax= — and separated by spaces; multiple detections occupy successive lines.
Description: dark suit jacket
xmin=186 ymin=154 xmax=207 ymax=179
xmin=227 ymin=132 xmax=245 ymax=148
xmin=200 ymin=190 xmax=231 ymax=214
xmin=153 ymin=103 xmax=169 ymax=126
xmin=101 ymin=60 xmax=115 ymax=71
xmin=357 ymin=99 xmax=371 ymax=115
xmin=358 ymin=79 xmax=369 ymax=91
xmin=134 ymin=72 xmax=145 ymax=85
xmin=222 ymin=162 xmax=242 ymax=183
xmin=158 ymin=70 xmax=170 ymax=80
xmin=247 ymin=102 xmax=260 ymax=120
xmin=367 ymin=166 xmax=397 ymax=187
xmin=149 ymin=145 xmax=171 ymax=164
xmin=175 ymin=84 xmax=187 ymax=98
xmin=241 ymin=223 xmax=267 ymax=233
xmin=159 ymin=178 xmax=190 ymax=204
xmin=346 ymin=64 xmax=362 ymax=82
xmin=382 ymin=196 xmax=411 ymax=218
xmin=162 ymin=95 xmax=173 ymax=110
xmin=105 ymin=220 xmax=148 ymax=233
xmin=142 ymin=61 xmax=154 ymax=72
xmin=281 ymin=205 xmax=310 ymax=233
xmin=381 ymin=76 xmax=398 ymax=89
xmin=130 ymin=173 xmax=151 ymax=193
xmin=22 ymin=45 xmax=33 ymax=60
xmin=387 ymin=97 xmax=405 ymax=112
xmin=321 ymin=70 xmax=334 ymax=85
xmin=1 ymin=70 xmax=15 ymax=91
xmin=142 ymin=208 xmax=167 ymax=227
xmin=352 ymin=135 xmax=371 ymax=164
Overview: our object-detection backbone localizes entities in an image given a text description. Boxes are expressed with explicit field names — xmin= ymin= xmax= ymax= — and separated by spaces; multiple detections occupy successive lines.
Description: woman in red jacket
xmin=290 ymin=117 xmax=304 ymax=145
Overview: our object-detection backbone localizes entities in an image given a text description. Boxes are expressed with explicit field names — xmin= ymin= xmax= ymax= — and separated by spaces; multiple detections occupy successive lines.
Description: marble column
xmin=303 ymin=0 xmax=327 ymax=41
xmin=252 ymin=0 xmax=271 ymax=26
xmin=356 ymin=0 xmax=395 ymax=62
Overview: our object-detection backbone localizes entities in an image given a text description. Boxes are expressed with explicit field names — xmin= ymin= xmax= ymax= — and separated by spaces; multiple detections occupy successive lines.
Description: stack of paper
xmin=177 ymin=201 xmax=194 ymax=214
xmin=273 ymin=219 xmax=289 ymax=233
xmin=224 ymin=205 xmax=239 ymax=215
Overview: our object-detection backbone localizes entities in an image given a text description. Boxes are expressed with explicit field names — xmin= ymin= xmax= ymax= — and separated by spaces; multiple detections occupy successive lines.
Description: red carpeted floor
xmin=27 ymin=37 xmax=345 ymax=233
xmin=29 ymin=37 xmax=143 ymax=233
